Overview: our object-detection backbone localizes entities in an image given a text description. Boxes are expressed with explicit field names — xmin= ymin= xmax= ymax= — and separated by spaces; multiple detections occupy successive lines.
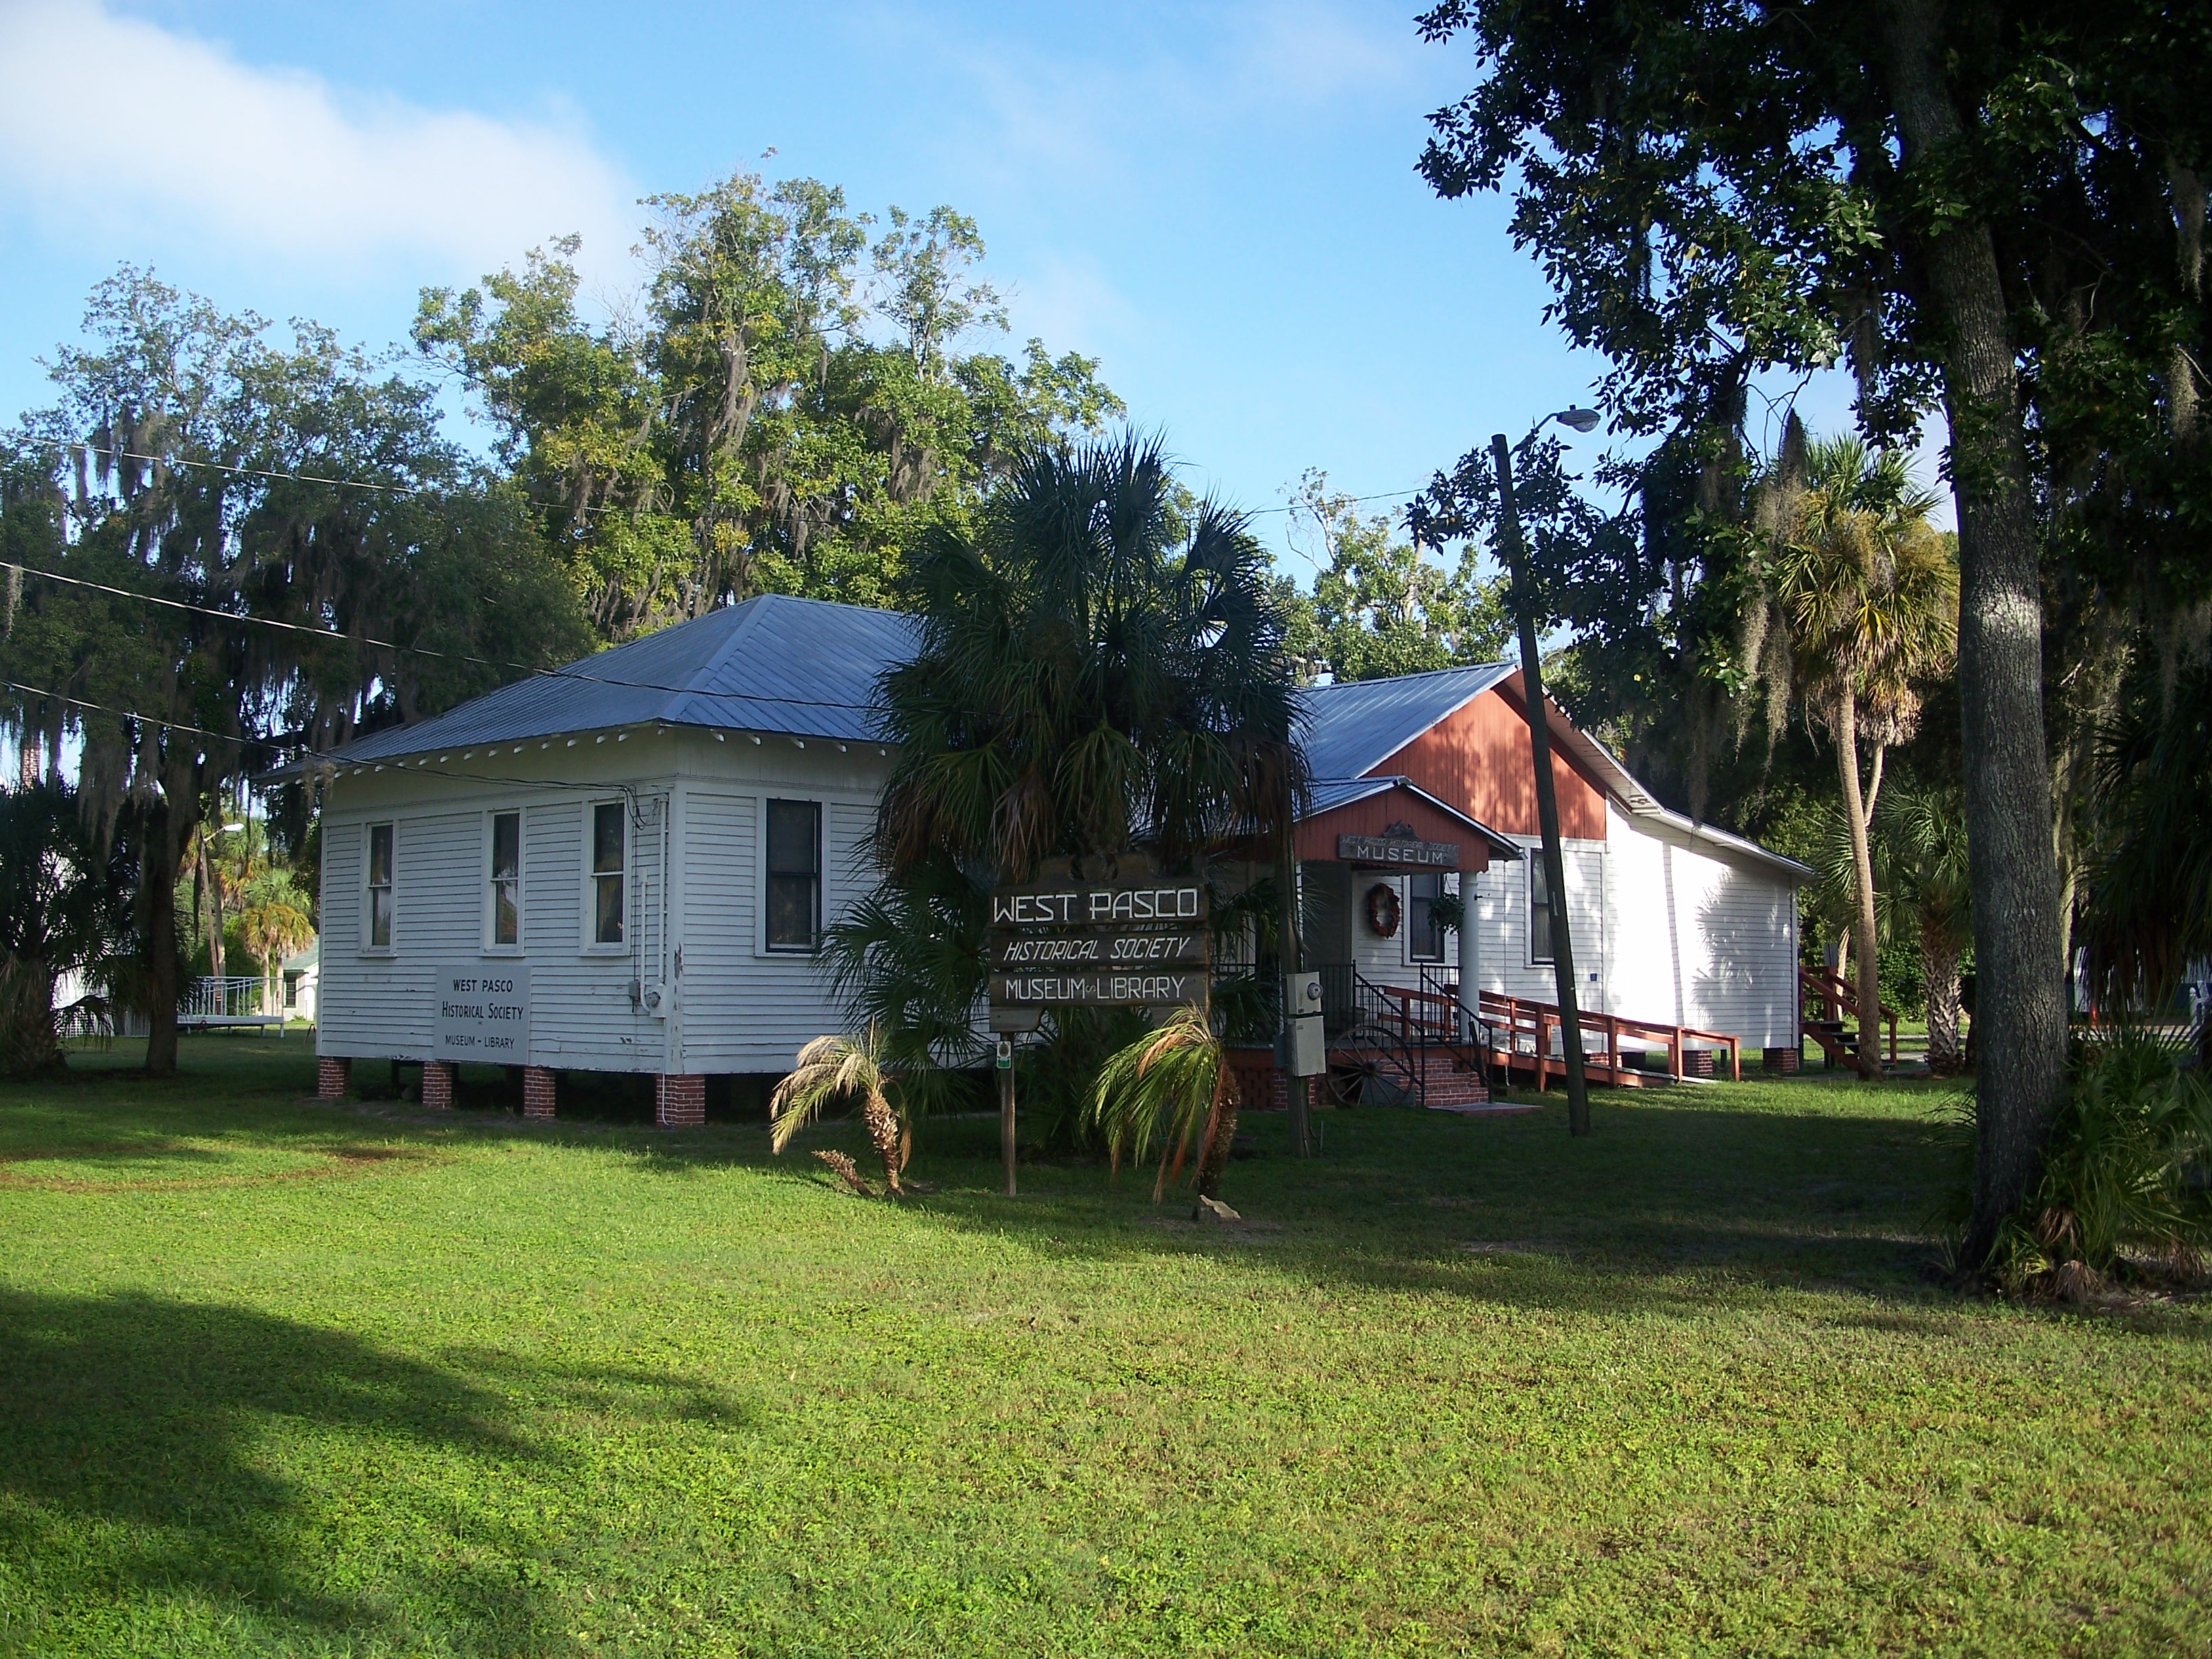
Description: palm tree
xmin=769 ymin=1026 xmax=909 ymax=1195
xmin=825 ymin=434 xmax=1307 ymax=1132
xmin=1881 ymin=783 xmax=1974 ymax=1075
xmin=1746 ymin=428 xmax=1957 ymax=1078
xmin=2078 ymin=656 xmax=2212 ymax=1062
xmin=0 ymin=782 xmax=136 ymax=1076
xmin=1088 ymin=1006 xmax=1237 ymax=1202
xmin=239 ymin=899 xmax=314 ymax=1017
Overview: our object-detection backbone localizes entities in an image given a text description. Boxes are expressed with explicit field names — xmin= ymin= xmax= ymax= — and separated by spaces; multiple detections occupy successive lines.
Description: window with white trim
xmin=1528 ymin=853 xmax=1554 ymax=965
xmin=487 ymin=811 xmax=522 ymax=949
xmin=1407 ymin=872 xmax=1448 ymax=963
xmin=365 ymin=822 xmax=395 ymax=951
xmin=590 ymin=802 xmax=625 ymax=947
xmin=764 ymin=799 xmax=821 ymax=952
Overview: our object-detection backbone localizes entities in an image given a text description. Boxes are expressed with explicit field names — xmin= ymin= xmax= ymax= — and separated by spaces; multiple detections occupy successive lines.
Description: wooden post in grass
xmin=998 ymin=1036 xmax=1017 ymax=1197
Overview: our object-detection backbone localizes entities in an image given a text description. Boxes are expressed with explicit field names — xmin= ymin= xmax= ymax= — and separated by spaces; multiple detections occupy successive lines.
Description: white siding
xmin=1470 ymin=838 xmax=1605 ymax=1007
xmin=1602 ymin=801 xmax=1797 ymax=1048
xmin=520 ymin=796 xmax=665 ymax=1071
xmin=316 ymin=811 xmax=479 ymax=1059
xmin=673 ymin=788 xmax=884 ymax=1072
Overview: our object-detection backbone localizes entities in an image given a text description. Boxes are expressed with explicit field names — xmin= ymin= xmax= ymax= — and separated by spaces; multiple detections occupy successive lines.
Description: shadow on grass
xmin=0 ymin=1289 xmax=568 ymax=1654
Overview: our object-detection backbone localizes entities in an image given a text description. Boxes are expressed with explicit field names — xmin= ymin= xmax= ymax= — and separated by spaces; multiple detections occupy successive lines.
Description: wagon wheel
xmin=1324 ymin=1020 xmax=1419 ymax=1108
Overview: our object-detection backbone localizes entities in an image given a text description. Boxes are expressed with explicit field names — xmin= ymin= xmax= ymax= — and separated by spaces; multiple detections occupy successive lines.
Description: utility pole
xmin=1277 ymin=800 xmax=1311 ymax=1157
xmin=1492 ymin=432 xmax=1593 ymax=1136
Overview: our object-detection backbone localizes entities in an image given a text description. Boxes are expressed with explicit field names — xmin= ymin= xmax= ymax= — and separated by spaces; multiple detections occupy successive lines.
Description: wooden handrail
xmin=1349 ymin=975 xmax=1753 ymax=1086
xmin=1799 ymin=966 xmax=1900 ymax=1063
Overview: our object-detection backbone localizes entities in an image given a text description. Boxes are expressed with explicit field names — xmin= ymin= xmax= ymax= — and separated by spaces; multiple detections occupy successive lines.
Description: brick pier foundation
xmin=316 ymin=1056 xmax=350 ymax=1099
xmin=522 ymin=1066 xmax=557 ymax=1121
xmin=420 ymin=1060 xmax=455 ymax=1110
xmin=1763 ymin=1045 xmax=1801 ymax=1075
xmin=655 ymin=1073 xmax=705 ymax=1128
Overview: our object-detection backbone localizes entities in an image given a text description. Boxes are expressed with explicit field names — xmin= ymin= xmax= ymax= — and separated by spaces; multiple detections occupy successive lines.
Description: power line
xmin=1 ymin=560 xmax=882 ymax=715
xmin=1246 ymin=486 xmax=1430 ymax=518
xmin=54 ymin=439 xmax=1433 ymax=527
xmin=1 ymin=678 xmax=672 ymax=800
xmin=45 ymin=440 xmax=640 ymax=518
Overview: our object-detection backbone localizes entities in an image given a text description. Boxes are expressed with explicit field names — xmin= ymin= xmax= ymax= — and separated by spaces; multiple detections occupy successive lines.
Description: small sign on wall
xmin=436 ymin=965 xmax=531 ymax=1064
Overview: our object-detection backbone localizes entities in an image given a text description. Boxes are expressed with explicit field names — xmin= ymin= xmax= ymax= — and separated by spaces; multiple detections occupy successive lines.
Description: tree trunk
xmin=142 ymin=801 xmax=182 ymax=1076
xmin=1923 ymin=922 xmax=1963 ymax=1076
xmin=1882 ymin=0 xmax=2068 ymax=1266
xmin=1835 ymin=684 xmax=1884 ymax=1080
xmin=1193 ymin=1067 xmax=1242 ymax=1200
xmin=862 ymin=1092 xmax=903 ymax=1195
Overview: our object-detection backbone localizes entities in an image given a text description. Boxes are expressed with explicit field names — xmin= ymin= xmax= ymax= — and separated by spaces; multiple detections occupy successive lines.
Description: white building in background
xmin=308 ymin=596 xmax=1809 ymax=1124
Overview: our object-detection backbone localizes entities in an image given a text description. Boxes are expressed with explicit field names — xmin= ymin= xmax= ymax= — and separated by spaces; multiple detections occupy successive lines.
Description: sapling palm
xmin=769 ymin=1025 xmax=910 ymax=1195
xmin=1089 ymin=1006 xmax=1240 ymax=1202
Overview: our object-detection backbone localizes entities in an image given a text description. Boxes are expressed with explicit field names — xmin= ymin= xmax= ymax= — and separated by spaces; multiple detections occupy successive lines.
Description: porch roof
xmin=1296 ymin=775 xmax=1521 ymax=868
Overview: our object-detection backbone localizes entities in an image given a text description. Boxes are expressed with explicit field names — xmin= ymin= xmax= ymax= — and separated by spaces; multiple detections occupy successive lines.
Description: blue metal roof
xmin=1294 ymin=663 xmax=1515 ymax=781
xmin=327 ymin=594 xmax=921 ymax=763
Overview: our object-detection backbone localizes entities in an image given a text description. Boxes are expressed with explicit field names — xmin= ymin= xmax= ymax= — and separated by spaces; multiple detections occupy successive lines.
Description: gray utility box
xmin=1284 ymin=971 xmax=1326 ymax=1078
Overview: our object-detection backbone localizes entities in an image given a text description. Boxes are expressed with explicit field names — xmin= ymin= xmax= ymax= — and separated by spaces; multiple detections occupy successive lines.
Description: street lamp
xmin=1492 ymin=408 xmax=1601 ymax=1136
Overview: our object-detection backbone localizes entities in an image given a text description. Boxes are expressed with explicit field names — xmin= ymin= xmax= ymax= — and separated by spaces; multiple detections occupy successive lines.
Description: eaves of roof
xmin=1494 ymin=671 xmax=1811 ymax=884
xmin=319 ymin=594 xmax=918 ymax=766
xmin=1300 ymin=774 xmax=1521 ymax=860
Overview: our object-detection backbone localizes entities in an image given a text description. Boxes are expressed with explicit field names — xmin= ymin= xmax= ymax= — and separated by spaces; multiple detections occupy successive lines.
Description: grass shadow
xmin=0 ymin=1288 xmax=567 ymax=1653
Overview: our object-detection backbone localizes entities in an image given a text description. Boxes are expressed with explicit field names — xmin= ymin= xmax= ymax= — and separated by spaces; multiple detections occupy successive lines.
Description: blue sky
xmin=0 ymin=0 xmax=1914 ymax=573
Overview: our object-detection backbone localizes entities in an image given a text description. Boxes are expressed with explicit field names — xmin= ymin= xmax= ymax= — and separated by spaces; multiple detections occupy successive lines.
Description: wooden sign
xmin=989 ymin=969 xmax=1208 ymax=1008
xmin=989 ymin=926 xmax=1208 ymax=970
xmin=987 ymin=856 xmax=1210 ymax=1008
xmin=436 ymin=965 xmax=530 ymax=1063
xmin=1336 ymin=832 xmax=1460 ymax=869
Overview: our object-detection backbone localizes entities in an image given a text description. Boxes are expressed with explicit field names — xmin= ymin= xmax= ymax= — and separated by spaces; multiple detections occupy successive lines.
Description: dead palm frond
xmin=769 ymin=1025 xmax=909 ymax=1195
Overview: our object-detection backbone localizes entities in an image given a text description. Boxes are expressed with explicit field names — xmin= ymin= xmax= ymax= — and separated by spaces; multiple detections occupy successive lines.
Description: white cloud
xmin=0 ymin=0 xmax=638 ymax=288
xmin=1228 ymin=2 xmax=1425 ymax=105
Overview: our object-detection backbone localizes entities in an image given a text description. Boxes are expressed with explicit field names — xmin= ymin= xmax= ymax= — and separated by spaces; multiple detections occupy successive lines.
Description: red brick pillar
xmin=421 ymin=1060 xmax=455 ymax=1109
xmin=316 ymin=1056 xmax=350 ymax=1099
xmin=655 ymin=1073 xmax=705 ymax=1128
xmin=522 ymin=1066 xmax=557 ymax=1121
xmin=1763 ymin=1046 xmax=1801 ymax=1075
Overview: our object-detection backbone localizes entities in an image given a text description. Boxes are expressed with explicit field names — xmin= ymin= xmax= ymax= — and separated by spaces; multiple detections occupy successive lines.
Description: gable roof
xmin=327 ymin=594 xmax=920 ymax=764
xmin=1303 ymin=775 xmax=1521 ymax=859
xmin=1294 ymin=663 xmax=1516 ymax=781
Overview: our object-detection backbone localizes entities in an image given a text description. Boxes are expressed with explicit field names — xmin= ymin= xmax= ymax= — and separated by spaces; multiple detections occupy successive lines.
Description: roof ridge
xmin=1305 ymin=661 xmax=1512 ymax=693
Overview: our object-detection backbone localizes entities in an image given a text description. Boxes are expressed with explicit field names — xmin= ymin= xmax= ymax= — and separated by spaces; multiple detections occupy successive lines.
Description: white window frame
xmin=581 ymin=800 xmax=628 ymax=955
xmin=1404 ymin=870 xmax=1449 ymax=966
xmin=760 ymin=797 xmax=823 ymax=956
xmin=484 ymin=808 xmax=524 ymax=954
xmin=1528 ymin=848 xmax=1555 ymax=967
xmin=361 ymin=821 xmax=396 ymax=956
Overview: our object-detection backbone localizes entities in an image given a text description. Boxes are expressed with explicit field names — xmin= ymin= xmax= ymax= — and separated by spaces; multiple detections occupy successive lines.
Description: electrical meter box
xmin=1284 ymin=970 xmax=1326 ymax=1077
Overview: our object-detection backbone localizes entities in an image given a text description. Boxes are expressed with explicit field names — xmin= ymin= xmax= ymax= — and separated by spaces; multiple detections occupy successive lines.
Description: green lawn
xmin=1 ymin=1037 xmax=2205 ymax=1658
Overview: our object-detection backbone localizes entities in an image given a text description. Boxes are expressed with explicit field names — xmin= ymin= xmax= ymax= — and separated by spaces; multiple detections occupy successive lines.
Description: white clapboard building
xmin=310 ymin=596 xmax=1807 ymax=1122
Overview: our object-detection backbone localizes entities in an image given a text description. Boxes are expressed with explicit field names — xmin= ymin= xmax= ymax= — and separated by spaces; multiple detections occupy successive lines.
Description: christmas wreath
xmin=1364 ymin=882 xmax=1401 ymax=938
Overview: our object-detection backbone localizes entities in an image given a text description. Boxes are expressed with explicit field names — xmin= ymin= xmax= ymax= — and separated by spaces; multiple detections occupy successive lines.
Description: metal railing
xmin=181 ymin=976 xmax=282 ymax=1025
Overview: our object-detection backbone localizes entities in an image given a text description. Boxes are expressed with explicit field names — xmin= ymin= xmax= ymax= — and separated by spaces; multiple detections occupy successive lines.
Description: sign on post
xmin=436 ymin=966 xmax=531 ymax=1064
xmin=985 ymin=856 xmax=1209 ymax=1013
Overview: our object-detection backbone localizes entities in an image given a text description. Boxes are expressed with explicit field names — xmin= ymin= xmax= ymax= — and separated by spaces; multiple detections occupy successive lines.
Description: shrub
xmin=1967 ymin=1028 xmax=2212 ymax=1296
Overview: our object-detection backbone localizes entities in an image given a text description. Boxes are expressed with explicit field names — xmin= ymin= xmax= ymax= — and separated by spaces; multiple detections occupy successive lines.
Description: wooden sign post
xmin=986 ymin=855 xmax=1210 ymax=1195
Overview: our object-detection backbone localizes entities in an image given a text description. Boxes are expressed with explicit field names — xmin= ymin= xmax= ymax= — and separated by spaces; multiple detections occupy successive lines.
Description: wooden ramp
xmin=1363 ymin=981 xmax=1744 ymax=1092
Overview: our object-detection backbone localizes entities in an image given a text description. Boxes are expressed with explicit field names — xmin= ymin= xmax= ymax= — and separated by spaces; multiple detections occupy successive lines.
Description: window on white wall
xmin=1529 ymin=853 xmax=1554 ymax=965
xmin=487 ymin=811 xmax=522 ymax=949
xmin=765 ymin=799 xmax=821 ymax=951
xmin=590 ymin=802 xmax=626 ymax=946
xmin=1407 ymin=872 xmax=1448 ymax=963
xmin=364 ymin=823 xmax=395 ymax=951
